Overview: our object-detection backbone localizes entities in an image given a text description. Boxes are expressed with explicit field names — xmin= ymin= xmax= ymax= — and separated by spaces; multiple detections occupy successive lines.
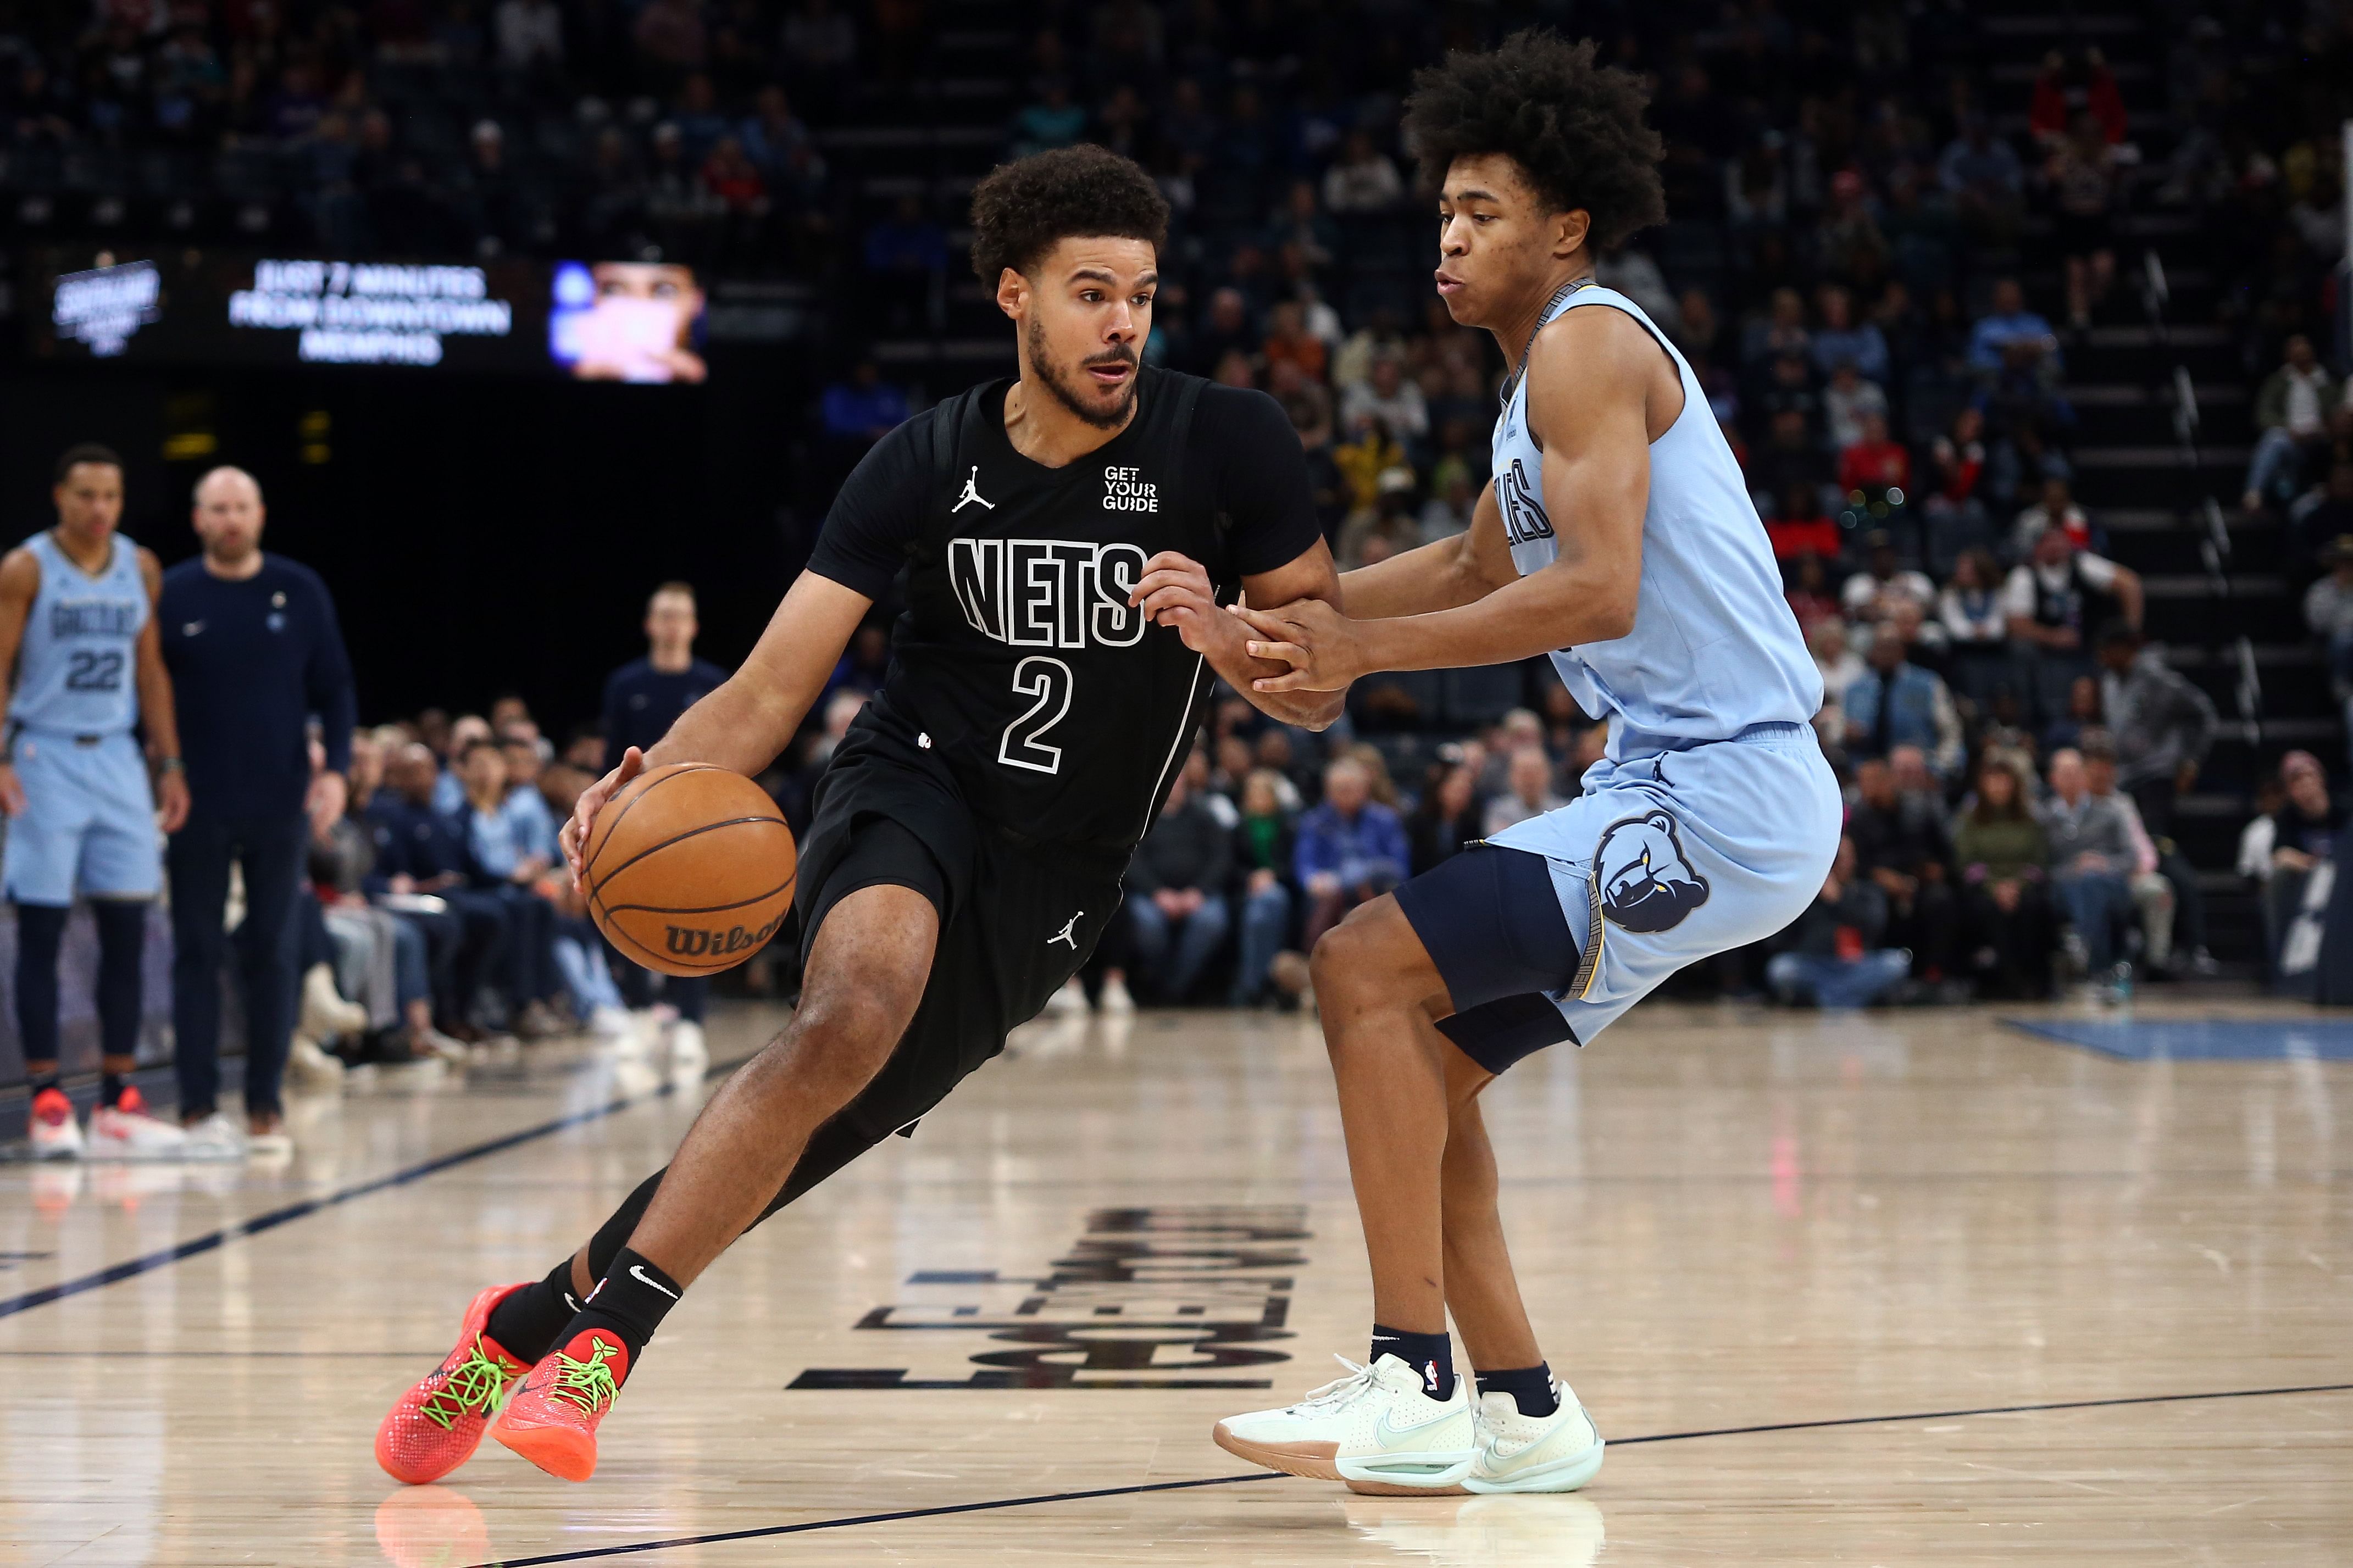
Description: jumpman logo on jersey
xmin=1047 ymin=912 xmax=1083 ymax=949
xmin=952 ymin=466 xmax=995 ymax=513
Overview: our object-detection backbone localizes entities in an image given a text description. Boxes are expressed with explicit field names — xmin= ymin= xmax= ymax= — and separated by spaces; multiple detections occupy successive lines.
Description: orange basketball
xmin=585 ymin=763 xmax=798 ymax=977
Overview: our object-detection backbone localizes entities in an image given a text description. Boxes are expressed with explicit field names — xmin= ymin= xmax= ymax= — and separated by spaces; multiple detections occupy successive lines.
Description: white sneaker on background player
xmin=1213 ymin=1354 xmax=1477 ymax=1494
xmin=1464 ymin=1381 xmax=1605 ymax=1493
xmin=28 ymin=1086 xmax=85 ymax=1159
xmin=171 ymin=1110 xmax=248 ymax=1161
xmin=84 ymin=1091 xmax=201 ymax=1160
xmin=666 ymin=1019 xmax=707 ymax=1070
xmin=287 ymin=1036 xmax=348 ymax=1094
xmin=611 ymin=1008 xmax=661 ymax=1058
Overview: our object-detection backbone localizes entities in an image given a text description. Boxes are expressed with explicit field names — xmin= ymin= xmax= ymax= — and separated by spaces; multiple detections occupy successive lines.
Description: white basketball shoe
xmin=86 ymin=1090 xmax=203 ymax=1160
xmin=1464 ymin=1381 xmax=1605 ymax=1493
xmin=1213 ymin=1354 xmax=1477 ymax=1494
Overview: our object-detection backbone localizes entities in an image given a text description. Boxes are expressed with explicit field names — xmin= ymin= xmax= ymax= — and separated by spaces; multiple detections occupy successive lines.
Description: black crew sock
xmin=28 ymin=1068 xmax=61 ymax=1098
xmin=558 ymin=1247 xmax=684 ymax=1374
xmin=1370 ymin=1324 xmax=1455 ymax=1400
xmin=1476 ymin=1363 xmax=1560 ymax=1418
xmin=485 ymin=1257 xmax=590 ymax=1364
xmin=99 ymin=1072 xmax=128 ymax=1109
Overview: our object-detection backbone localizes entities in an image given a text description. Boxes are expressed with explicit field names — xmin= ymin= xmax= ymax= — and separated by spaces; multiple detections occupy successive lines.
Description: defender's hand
xmin=1232 ymin=598 xmax=1366 ymax=693
xmin=563 ymin=746 xmax=646 ymax=893
xmin=0 ymin=762 xmax=27 ymax=819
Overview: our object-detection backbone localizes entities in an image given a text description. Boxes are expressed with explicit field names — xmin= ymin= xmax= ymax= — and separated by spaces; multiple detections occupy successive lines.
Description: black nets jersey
xmin=805 ymin=369 xmax=1320 ymax=853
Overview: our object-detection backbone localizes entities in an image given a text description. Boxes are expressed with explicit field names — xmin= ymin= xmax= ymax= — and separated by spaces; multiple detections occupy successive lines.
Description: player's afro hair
xmin=1402 ymin=30 xmax=1667 ymax=252
xmin=968 ymin=145 xmax=1170 ymax=283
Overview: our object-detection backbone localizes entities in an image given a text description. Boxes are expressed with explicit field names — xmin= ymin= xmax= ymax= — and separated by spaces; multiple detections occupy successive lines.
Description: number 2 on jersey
xmin=998 ymin=655 xmax=1073 ymax=774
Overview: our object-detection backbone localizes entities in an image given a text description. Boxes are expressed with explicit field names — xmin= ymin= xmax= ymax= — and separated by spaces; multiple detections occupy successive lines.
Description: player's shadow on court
xmin=1342 ymin=1492 xmax=1605 ymax=1566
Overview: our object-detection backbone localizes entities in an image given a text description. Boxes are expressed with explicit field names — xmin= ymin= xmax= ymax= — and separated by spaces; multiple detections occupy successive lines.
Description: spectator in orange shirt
xmin=1260 ymin=299 xmax=1328 ymax=383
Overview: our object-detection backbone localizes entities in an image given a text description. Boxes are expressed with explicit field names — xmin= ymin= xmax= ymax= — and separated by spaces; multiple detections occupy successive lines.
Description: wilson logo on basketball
xmin=584 ymin=762 xmax=798 ymax=978
xmin=663 ymin=912 xmax=787 ymax=960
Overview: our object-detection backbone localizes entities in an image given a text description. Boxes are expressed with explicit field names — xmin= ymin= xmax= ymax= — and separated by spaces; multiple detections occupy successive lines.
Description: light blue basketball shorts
xmin=1483 ymin=720 xmax=1842 ymax=1045
xmin=2 ymin=729 xmax=162 ymax=905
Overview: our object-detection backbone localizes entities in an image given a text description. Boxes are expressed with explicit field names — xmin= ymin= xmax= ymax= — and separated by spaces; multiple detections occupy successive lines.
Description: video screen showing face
xmin=549 ymin=262 xmax=708 ymax=383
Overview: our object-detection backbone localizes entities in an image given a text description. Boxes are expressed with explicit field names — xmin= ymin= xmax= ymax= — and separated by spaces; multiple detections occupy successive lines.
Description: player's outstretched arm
xmin=1130 ymin=540 xmax=1346 ymax=731
xmin=1331 ymin=483 xmax=1516 ymax=620
xmin=1236 ymin=309 xmax=1653 ymax=691
xmin=561 ymin=570 xmax=870 ymax=885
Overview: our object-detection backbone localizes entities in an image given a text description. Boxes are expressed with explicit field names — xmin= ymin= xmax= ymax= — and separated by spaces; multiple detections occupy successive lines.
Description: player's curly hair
xmin=968 ymin=145 xmax=1170 ymax=283
xmin=1401 ymin=30 xmax=1667 ymax=252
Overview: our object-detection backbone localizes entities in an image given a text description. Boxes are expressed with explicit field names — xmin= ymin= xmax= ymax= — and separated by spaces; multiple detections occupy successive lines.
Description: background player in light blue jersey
xmin=1 ymin=444 xmax=193 ymax=1159
xmin=1215 ymin=35 xmax=1841 ymax=1497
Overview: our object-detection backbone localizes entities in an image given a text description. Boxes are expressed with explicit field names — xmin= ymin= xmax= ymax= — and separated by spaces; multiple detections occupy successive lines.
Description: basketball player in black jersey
xmin=376 ymin=145 xmax=1346 ymax=1486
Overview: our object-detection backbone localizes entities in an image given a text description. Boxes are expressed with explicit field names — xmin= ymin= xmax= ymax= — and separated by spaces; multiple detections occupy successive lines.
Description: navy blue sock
xmin=1476 ymin=1363 xmax=1559 ymax=1417
xmin=1370 ymin=1325 xmax=1455 ymax=1400
xmin=99 ymin=1071 xmax=129 ymax=1109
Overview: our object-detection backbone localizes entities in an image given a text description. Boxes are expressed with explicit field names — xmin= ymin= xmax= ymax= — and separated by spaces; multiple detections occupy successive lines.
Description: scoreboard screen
xmin=31 ymin=250 xmax=707 ymax=382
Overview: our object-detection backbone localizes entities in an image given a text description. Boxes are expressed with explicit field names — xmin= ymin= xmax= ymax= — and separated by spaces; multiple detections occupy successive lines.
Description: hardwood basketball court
xmin=3 ymin=997 xmax=2347 ymax=1565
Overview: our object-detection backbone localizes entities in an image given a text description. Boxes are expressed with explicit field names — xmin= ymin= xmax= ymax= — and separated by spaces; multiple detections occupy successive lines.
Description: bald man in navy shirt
xmin=158 ymin=468 xmax=355 ymax=1153
xmin=600 ymin=582 xmax=726 ymax=1060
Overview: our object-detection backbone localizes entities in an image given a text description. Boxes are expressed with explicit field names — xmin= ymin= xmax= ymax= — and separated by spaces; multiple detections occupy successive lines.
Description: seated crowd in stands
xmin=289 ymin=697 xmax=651 ymax=1076
xmin=284 ymin=658 xmax=2345 ymax=1066
xmin=1071 ymin=697 xmax=2344 ymax=1017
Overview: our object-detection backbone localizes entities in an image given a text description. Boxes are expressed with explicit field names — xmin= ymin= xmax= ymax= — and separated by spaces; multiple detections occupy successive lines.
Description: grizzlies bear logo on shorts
xmin=1592 ymin=811 xmax=1711 ymax=933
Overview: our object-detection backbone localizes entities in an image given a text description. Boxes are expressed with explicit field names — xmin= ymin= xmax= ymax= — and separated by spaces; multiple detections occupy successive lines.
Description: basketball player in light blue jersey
xmin=1 ymin=444 xmax=193 ymax=1159
xmin=1215 ymin=35 xmax=1840 ymax=1495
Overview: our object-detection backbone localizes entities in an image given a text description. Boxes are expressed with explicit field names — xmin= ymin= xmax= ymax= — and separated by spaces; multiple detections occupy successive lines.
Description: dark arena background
xmin=0 ymin=0 xmax=2349 ymax=1564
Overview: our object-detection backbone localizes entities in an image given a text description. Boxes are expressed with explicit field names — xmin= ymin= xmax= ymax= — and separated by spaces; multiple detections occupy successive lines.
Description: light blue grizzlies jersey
xmin=1491 ymin=283 xmax=1820 ymax=754
xmin=9 ymin=530 xmax=147 ymax=736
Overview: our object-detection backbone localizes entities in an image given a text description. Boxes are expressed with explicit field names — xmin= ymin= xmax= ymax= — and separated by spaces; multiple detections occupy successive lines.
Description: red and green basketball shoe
xmin=374 ymin=1283 xmax=532 ymax=1485
xmin=490 ymin=1327 xmax=631 ymax=1482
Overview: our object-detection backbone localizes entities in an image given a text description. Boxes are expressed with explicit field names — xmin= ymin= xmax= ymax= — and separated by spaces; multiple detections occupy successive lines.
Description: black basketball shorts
xmin=791 ymin=701 xmax=1126 ymax=1151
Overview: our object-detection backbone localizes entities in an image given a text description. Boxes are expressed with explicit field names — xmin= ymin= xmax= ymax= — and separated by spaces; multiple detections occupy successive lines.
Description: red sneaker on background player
xmin=374 ymin=1282 xmax=532 ymax=1484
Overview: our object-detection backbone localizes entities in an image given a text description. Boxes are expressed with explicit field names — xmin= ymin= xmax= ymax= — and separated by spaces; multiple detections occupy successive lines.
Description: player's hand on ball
xmin=1231 ymin=598 xmax=1363 ymax=693
xmin=563 ymin=745 xmax=646 ymax=893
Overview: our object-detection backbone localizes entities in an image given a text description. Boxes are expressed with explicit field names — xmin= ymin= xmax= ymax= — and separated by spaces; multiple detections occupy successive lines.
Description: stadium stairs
xmin=817 ymin=0 xmax=2344 ymax=965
